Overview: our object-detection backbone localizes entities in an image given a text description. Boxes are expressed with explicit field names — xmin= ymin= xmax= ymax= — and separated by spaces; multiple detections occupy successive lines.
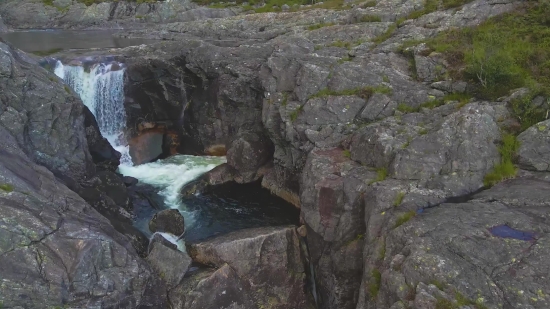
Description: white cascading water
xmin=54 ymin=60 xmax=133 ymax=165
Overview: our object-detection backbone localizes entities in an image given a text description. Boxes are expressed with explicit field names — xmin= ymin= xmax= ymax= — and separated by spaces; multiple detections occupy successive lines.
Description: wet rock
xmin=96 ymin=171 xmax=131 ymax=211
xmin=149 ymin=209 xmax=185 ymax=236
xmin=226 ymin=132 xmax=274 ymax=183
xmin=147 ymin=234 xmax=192 ymax=289
xmin=180 ymin=163 xmax=236 ymax=196
xmin=123 ymin=176 xmax=139 ymax=187
xmin=185 ymin=226 xmax=310 ymax=309
xmin=83 ymin=105 xmax=120 ymax=172
xmin=129 ymin=131 xmax=164 ymax=165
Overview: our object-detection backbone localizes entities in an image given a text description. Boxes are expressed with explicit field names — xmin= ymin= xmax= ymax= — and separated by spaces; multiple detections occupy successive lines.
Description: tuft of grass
xmin=0 ymin=184 xmax=14 ymax=192
xmin=396 ymin=103 xmax=418 ymax=113
xmin=368 ymin=269 xmax=382 ymax=299
xmin=483 ymin=134 xmax=519 ymax=187
xmin=393 ymin=192 xmax=405 ymax=206
xmin=309 ymin=85 xmax=391 ymax=101
xmin=64 ymin=85 xmax=71 ymax=94
xmin=343 ymin=149 xmax=351 ymax=158
xmin=418 ymin=128 xmax=428 ymax=135
xmin=435 ymin=298 xmax=455 ymax=309
xmin=372 ymin=23 xmax=397 ymax=45
xmin=359 ymin=15 xmax=382 ymax=23
xmin=368 ymin=167 xmax=388 ymax=184
xmin=329 ymin=40 xmax=353 ymax=49
xmin=289 ymin=105 xmax=304 ymax=122
xmin=397 ymin=93 xmax=472 ymax=114
xmin=338 ymin=56 xmax=353 ymax=64
xmin=308 ymin=22 xmax=336 ymax=30
xmin=361 ymin=0 xmax=377 ymax=7
xmin=394 ymin=210 xmax=416 ymax=228
xmin=282 ymin=92 xmax=289 ymax=106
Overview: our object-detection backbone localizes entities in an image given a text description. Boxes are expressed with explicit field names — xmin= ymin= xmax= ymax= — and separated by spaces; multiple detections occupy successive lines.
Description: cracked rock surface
xmin=0 ymin=41 xmax=167 ymax=308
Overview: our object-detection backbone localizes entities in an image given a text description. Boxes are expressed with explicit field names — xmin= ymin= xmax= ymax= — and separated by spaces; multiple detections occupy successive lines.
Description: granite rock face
xmin=0 ymin=0 xmax=237 ymax=29
xmin=0 ymin=42 xmax=167 ymax=308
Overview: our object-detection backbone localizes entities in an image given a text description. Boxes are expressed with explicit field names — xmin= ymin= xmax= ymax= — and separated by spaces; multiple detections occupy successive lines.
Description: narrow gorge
xmin=0 ymin=0 xmax=550 ymax=308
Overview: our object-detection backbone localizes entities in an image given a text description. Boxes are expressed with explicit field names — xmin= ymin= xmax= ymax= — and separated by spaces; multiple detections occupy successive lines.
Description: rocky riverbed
xmin=1 ymin=0 xmax=550 ymax=308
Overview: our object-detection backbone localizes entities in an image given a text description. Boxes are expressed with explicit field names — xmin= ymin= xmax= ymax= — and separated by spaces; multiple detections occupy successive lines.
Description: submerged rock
xmin=149 ymin=209 xmax=186 ymax=236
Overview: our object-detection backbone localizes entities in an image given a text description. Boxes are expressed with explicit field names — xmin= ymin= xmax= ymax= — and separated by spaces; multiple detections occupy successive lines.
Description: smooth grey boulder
xmin=184 ymin=226 xmax=311 ymax=309
xmin=517 ymin=119 xmax=550 ymax=171
xmin=149 ymin=209 xmax=185 ymax=236
xmin=147 ymin=234 xmax=192 ymax=289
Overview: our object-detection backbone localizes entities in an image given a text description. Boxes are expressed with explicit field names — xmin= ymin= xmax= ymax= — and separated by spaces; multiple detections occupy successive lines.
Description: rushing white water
xmin=119 ymin=154 xmax=226 ymax=224
xmin=54 ymin=60 xmax=132 ymax=165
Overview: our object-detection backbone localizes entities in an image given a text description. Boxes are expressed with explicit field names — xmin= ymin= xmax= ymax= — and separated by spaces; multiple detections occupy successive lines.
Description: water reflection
xmin=1 ymin=30 xmax=157 ymax=54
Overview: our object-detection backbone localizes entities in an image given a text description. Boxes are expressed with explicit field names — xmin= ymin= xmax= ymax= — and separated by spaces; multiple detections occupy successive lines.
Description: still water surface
xmin=1 ymin=30 xmax=156 ymax=54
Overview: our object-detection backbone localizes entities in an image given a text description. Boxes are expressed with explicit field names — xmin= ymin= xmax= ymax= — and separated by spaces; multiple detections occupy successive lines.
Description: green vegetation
xmin=329 ymin=40 xmax=353 ymax=49
xmin=397 ymin=0 xmax=475 ymax=26
xmin=426 ymin=1 xmax=550 ymax=100
xmin=483 ymin=134 xmax=519 ymax=187
xmin=393 ymin=191 xmax=405 ymax=206
xmin=359 ymin=15 xmax=382 ymax=23
xmin=435 ymin=292 xmax=489 ymax=309
xmin=0 ymin=184 xmax=14 ymax=192
xmin=64 ymin=85 xmax=72 ymax=94
xmin=308 ymin=22 xmax=336 ymax=30
xmin=510 ymin=93 xmax=548 ymax=132
xmin=372 ymin=23 xmax=397 ymax=45
xmin=368 ymin=269 xmax=382 ymax=299
xmin=368 ymin=167 xmax=388 ymax=184
xmin=338 ymin=56 xmax=353 ymax=64
xmin=281 ymin=92 xmax=289 ymax=106
xmin=44 ymin=0 xmax=156 ymax=5
xmin=396 ymin=93 xmax=472 ymax=114
xmin=309 ymin=85 xmax=391 ymax=101
xmin=418 ymin=128 xmax=428 ymax=135
xmin=289 ymin=105 xmax=304 ymax=121
xmin=360 ymin=0 xmax=377 ymax=7
xmin=343 ymin=149 xmax=351 ymax=158
xmin=394 ymin=210 xmax=416 ymax=228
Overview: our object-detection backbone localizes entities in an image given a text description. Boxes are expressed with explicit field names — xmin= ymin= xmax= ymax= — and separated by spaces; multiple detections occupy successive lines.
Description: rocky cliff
xmin=97 ymin=0 xmax=549 ymax=307
xmin=0 ymin=40 xmax=170 ymax=308
xmin=0 ymin=0 xmax=237 ymax=30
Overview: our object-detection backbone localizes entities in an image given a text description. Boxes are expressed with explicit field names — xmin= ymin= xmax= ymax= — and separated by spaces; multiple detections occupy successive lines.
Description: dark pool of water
xmin=1 ymin=30 xmax=157 ymax=55
xmin=132 ymin=181 xmax=300 ymax=243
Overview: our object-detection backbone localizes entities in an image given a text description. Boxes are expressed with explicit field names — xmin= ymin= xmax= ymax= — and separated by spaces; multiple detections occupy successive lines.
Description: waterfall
xmin=54 ymin=60 xmax=132 ymax=165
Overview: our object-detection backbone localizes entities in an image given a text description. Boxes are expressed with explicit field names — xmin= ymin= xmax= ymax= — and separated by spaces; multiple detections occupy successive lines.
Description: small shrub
xmin=330 ymin=40 xmax=352 ymax=49
xmin=509 ymin=94 xmax=548 ymax=132
xmin=289 ymin=105 xmax=304 ymax=121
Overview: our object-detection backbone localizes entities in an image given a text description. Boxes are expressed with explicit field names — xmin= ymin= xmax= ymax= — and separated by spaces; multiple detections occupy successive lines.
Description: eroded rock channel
xmin=1 ymin=0 xmax=550 ymax=308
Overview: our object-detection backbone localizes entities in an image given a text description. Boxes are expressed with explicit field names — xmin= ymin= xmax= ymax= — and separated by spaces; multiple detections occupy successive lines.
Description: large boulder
xmin=0 ymin=122 xmax=167 ymax=308
xmin=517 ymin=119 xmax=550 ymax=171
xmin=181 ymin=226 xmax=312 ymax=309
xmin=147 ymin=234 xmax=192 ymax=290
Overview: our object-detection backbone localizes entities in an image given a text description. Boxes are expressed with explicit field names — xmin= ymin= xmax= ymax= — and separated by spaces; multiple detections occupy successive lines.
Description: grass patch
xmin=308 ymin=22 xmax=336 ymax=30
xmin=309 ymin=85 xmax=391 ymax=101
xmin=394 ymin=210 xmax=416 ymax=228
xmin=359 ymin=15 xmax=382 ymax=23
xmin=393 ymin=192 xmax=405 ymax=206
xmin=338 ymin=56 xmax=353 ymax=64
xmin=343 ymin=149 xmax=351 ymax=158
xmin=509 ymin=93 xmax=548 ymax=132
xmin=396 ymin=93 xmax=472 ymax=114
xmin=368 ymin=269 xmax=382 ymax=299
xmin=282 ymin=92 xmax=289 ymax=106
xmin=0 ymin=184 xmax=14 ymax=192
xmin=368 ymin=167 xmax=388 ymax=184
xmin=483 ymin=134 xmax=519 ymax=187
xmin=361 ymin=0 xmax=377 ymax=7
xmin=289 ymin=105 xmax=304 ymax=121
xmin=329 ymin=40 xmax=353 ymax=49
xmin=426 ymin=1 xmax=550 ymax=100
xmin=418 ymin=128 xmax=428 ymax=135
